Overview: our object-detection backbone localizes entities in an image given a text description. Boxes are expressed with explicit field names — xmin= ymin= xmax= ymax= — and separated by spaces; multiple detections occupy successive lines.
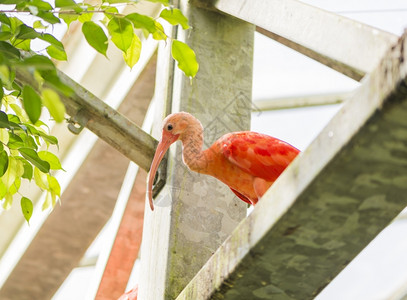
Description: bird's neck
xmin=181 ymin=130 xmax=209 ymax=174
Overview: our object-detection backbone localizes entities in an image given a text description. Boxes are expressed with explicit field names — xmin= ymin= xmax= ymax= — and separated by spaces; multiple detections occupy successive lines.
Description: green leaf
xmin=152 ymin=21 xmax=166 ymax=40
xmin=124 ymin=34 xmax=141 ymax=69
xmin=126 ymin=13 xmax=156 ymax=34
xmin=21 ymin=196 xmax=33 ymax=223
xmin=55 ymin=0 xmax=74 ymax=7
xmin=41 ymin=88 xmax=66 ymax=122
xmin=38 ymin=33 xmax=65 ymax=51
xmin=21 ymin=55 xmax=55 ymax=70
xmin=9 ymin=103 xmax=28 ymax=123
xmin=78 ymin=12 xmax=93 ymax=23
xmin=19 ymin=147 xmax=50 ymax=173
xmin=0 ymin=32 xmax=13 ymax=41
xmin=38 ymin=70 xmax=73 ymax=96
xmin=171 ymin=40 xmax=199 ymax=78
xmin=0 ymin=128 xmax=9 ymax=145
xmin=160 ymin=8 xmax=189 ymax=30
xmin=8 ymin=16 xmax=23 ymax=34
xmin=42 ymin=190 xmax=51 ymax=210
xmin=104 ymin=0 xmax=130 ymax=3
xmin=47 ymin=174 xmax=60 ymax=197
xmin=7 ymin=114 xmax=21 ymax=125
xmin=8 ymin=176 xmax=21 ymax=194
xmin=0 ymin=83 xmax=3 ymax=104
xmin=2 ymin=193 xmax=13 ymax=210
xmin=0 ymin=111 xmax=10 ymax=128
xmin=21 ymin=158 xmax=33 ymax=179
xmin=37 ymin=130 xmax=58 ymax=145
xmin=23 ymin=85 xmax=42 ymax=124
xmin=82 ymin=21 xmax=108 ymax=56
xmin=33 ymin=20 xmax=47 ymax=29
xmin=21 ymin=133 xmax=38 ymax=150
xmin=28 ymin=5 xmax=40 ymax=16
xmin=16 ymin=24 xmax=40 ymax=40
xmin=146 ymin=0 xmax=169 ymax=6
xmin=8 ymin=132 xmax=24 ymax=149
xmin=2 ymin=156 xmax=17 ymax=188
xmin=37 ymin=11 xmax=61 ymax=25
xmin=29 ymin=0 xmax=61 ymax=25
xmin=46 ymin=45 xmax=67 ymax=61
xmin=30 ymin=0 xmax=53 ymax=11
xmin=7 ymin=115 xmax=25 ymax=130
xmin=0 ymin=150 xmax=8 ymax=177
xmin=108 ymin=17 xmax=133 ymax=52
xmin=13 ymin=38 xmax=31 ymax=51
xmin=14 ymin=157 xmax=24 ymax=177
xmin=0 ymin=66 xmax=11 ymax=89
xmin=55 ymin=0 xmax=82 ymax=12
xmin=0 ymin=180 xmax=6 ymax=200
xmin=34 ymin=167 xmax=48 ymax=189
xmin=0 ymin=41 xmax=21 ymax=59
xmin=101 ymin=6 xmax=118 ymax=20
xmin=59 ymin=12 xmax=79 ymax=27
xmin=0 ymin=13 xmax=11 ymax=26
xmin=1 ymin=0 xmax=25 ymax=4
xmin=38 ymin=151 xmax=63 ymax=170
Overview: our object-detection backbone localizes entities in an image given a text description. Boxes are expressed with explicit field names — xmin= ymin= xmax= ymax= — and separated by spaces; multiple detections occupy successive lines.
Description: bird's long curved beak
xmin=148 ymin=131 xmax=179 ymax=210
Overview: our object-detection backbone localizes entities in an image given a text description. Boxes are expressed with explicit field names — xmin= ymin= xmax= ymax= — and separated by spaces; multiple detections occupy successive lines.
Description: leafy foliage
xmin=0 ymin=0 xmax=198 ymax=222
xmin=172 ymin=40 xmax=199 ymax=78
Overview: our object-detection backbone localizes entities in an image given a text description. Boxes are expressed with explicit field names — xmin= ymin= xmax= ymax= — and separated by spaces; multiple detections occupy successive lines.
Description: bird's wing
xmin=229 ymin=187 xmax=252 ymax=205
xmin=220 ymin=132 xmax=300 ymax=182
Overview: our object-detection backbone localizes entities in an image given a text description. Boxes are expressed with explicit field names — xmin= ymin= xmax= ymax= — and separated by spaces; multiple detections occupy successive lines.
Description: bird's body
xmin=148 ymin=112 xmax=300 ymax=210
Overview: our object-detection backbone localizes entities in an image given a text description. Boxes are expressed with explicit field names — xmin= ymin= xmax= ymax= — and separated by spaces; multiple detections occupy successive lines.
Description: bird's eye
xmin=167 ymin=124 xmax=173 ymax=131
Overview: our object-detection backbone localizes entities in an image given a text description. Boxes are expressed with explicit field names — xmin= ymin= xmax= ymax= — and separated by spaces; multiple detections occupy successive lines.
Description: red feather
xmin=220 ymin=132 xmax=300 ymax=182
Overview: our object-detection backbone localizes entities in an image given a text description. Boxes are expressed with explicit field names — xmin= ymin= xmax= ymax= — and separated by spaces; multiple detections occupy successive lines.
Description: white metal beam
xmin=253 ymin=92 xmax=350 ymax=111
xmin=213 ymin=0 xmax=398 ymax=80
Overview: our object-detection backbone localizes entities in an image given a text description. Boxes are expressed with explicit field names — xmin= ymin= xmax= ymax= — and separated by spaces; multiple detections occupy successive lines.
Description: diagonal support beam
xmin=14 ymin=68 xmax=157 ymax=172
xmin=177 ymin=32 xmax=407 ymax=300
xmin=212 ymin=0 xmax=398 ymax=81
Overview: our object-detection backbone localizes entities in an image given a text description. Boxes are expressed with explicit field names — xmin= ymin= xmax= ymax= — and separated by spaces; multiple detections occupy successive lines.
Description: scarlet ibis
xmin=147 ymin=112 xmax=300 ymax=210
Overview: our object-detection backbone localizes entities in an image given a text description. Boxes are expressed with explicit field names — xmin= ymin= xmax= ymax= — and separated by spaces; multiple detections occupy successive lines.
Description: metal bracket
xmin=67 ymin=109 xmax=90 ymax=135
xmin=152 ymin=153 xmax=167 ymax=198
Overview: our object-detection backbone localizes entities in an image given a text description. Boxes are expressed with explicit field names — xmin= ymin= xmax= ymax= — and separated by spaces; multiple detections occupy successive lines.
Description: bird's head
xmin=147 ymin=112 xmax=201 ymax=210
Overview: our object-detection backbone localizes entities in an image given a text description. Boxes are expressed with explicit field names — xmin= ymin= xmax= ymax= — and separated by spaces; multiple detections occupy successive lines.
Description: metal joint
xmin=67 ymin=109 xmax=90 ymax=135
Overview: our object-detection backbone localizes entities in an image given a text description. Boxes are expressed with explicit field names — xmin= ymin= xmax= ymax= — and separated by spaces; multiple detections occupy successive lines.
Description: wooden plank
xmin=212 ymin=0 xmax=397 ymax=80
xmin=138 ymin=2 xmax=254 ymax=299
xmin=177 ymin=30 xmax=407 ymax=300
